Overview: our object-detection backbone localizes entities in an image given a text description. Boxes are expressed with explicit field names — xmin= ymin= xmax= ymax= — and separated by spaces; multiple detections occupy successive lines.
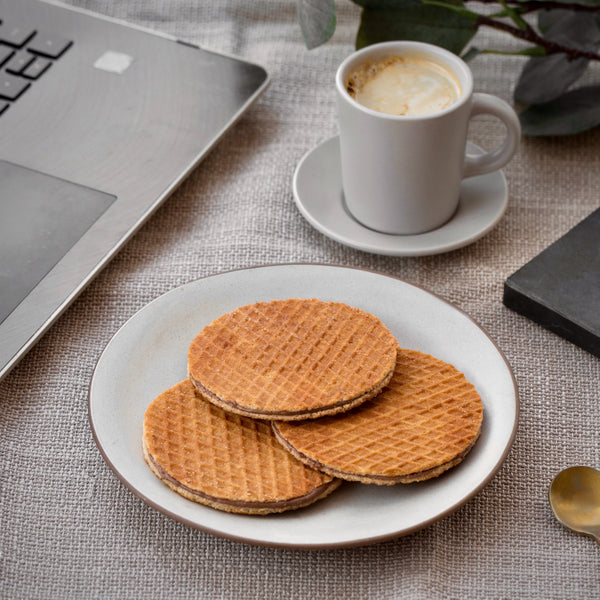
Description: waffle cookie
xmin=187 ymin=298 xmax=398 ymax=420
xmin=273 ymin=348 xmax=483 ymax=485
xmin=143 ymin=380 xmax=341 ymax=514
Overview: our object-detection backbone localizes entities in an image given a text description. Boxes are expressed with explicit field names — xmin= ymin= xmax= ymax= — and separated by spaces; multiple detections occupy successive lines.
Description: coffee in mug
xmin=336 ymin=42 xmax=521 ymax=235
xmin=345 ymin=55 xmax=462 ymax=117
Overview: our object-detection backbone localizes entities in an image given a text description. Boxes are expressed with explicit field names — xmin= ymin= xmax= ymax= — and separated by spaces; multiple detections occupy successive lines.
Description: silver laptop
xmin=0 ymin=0 xmax=269 ymax=381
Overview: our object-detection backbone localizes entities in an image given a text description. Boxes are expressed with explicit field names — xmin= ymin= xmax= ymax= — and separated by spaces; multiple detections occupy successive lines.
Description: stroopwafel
xmin=187 ymin=298 xmax=398 ymax=420
xmin=272 ymin=348 xmax=483 ymax=484
xmin=143 ymin=380 xmax=341 ymax=514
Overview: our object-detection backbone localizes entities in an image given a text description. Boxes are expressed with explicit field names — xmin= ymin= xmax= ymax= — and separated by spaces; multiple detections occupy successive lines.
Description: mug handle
xmin=463 ymin=93 xmax=521 ymax=179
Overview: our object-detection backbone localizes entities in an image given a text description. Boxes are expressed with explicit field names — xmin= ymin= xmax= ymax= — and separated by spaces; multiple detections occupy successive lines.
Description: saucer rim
xmin=292 ymin=136 xmax=508 ymax=257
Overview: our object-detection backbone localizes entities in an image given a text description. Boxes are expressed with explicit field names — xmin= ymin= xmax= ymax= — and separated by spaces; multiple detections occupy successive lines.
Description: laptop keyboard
xmin=0 ymin=19 xmax=72 ymax=114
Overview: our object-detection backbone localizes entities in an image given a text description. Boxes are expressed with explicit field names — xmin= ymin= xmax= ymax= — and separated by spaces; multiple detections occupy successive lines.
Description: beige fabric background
xmin=1 ymin=1 xmax=599 ymax=598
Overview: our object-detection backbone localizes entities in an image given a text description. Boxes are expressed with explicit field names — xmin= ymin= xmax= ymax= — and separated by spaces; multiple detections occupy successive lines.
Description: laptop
xmin=0 ymin=0 xmax=269 ymax=381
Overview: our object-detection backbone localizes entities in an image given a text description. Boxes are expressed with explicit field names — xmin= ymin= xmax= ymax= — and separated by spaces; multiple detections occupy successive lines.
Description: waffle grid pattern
xmin=274 ymin=348 xmax=483 ymax=481
xmin=143 ymin=380 xmax=334 ymax=504
xmin=187 ymin=299 xmax=397 ymax=413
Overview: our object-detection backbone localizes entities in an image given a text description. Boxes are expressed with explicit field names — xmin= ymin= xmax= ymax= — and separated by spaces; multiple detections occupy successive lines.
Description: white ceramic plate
xmin=89 ymin=265 xmax=518 ymax=548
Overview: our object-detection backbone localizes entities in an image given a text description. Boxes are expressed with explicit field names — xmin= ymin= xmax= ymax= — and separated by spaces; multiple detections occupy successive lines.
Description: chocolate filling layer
xmin=147 ymin=448 xmax=338 ymax=509
xmin=272 ymin=425 xmax=480 ymax=484
xmin=189 ymin=366 xmax=394 ymax=419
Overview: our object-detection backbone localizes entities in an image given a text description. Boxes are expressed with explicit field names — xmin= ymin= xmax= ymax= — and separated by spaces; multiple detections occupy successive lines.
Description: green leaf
xmin=461 ymin=46 xmax=482 ymax=62
xmin=421 ymin=0 xmax=479 ymax=20
xmin=354 ymin=0 xmax=466 ymax=7
xmin=515 ymin=12 xmax=600 ymax=104
xmin=538 ymin=7 xmax=600 ymax=32
xmin=519 ymin=86 xmax=600 ymax=136
xmin=515 ymin=54 xmax=589 ymax=104
xmin=513 ymin=46 xmax=547 ymax=57
xmin=355 ymin=0 xmax=477 ymax=53
xmin=472 ymin=46 xmax=546 ymax=58
xmin=542 ymin=11 xmax=600 ymax=48
xmin=498 ymin=0 xmax=528 ymax=30
xmin=538 ymin=0 xmax=600 ymax=6
xmin=538 ymin=9 xmax=570 ymax=34
xmin=297 ymin=0 xmax=337 ymax=49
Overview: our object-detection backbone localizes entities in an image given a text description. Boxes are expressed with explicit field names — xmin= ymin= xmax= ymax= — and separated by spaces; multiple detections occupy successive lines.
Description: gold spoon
xmin=549 ymin=466 xmax=600 ymax=545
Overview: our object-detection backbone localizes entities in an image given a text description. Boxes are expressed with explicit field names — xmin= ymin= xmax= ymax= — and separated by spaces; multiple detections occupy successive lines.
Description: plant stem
xmin=475 ymin=14 xmax=600 ymax=60
xmin=470 ymin=0 xmax=600 ymax=14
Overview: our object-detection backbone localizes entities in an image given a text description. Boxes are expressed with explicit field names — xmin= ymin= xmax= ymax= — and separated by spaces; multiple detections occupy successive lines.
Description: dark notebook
xmin=503 ymin=207 xmax=600 ymax=358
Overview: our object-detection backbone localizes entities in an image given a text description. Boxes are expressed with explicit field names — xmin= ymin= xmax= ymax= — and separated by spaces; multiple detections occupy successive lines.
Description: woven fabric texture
xmin=1 ymin=1 xmax=599 ymax=598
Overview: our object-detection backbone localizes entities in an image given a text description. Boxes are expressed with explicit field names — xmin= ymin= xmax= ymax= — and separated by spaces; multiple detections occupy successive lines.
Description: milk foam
xmin=346 ymin=55 xmax=461 ymax=116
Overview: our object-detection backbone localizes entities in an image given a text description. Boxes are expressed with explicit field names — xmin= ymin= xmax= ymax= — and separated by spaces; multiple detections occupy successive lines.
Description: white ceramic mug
xmin=336 ymin=41 xmax=521 ymax=235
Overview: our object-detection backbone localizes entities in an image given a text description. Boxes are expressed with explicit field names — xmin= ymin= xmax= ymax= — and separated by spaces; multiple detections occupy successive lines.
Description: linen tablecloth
xmin=1 ymin=1 xmax=599 ymax=597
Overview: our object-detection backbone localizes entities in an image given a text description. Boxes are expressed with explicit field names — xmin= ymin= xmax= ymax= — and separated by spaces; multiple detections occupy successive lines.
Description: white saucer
xmin=292 ymin=136 xmax=509 ymax=257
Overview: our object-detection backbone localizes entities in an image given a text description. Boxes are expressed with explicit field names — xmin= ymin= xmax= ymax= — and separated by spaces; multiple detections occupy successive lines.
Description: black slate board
xmin=503 ymin=207 xmax=600 ymax=358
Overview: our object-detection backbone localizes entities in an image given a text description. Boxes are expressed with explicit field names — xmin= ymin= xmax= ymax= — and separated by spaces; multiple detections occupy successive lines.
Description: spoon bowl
xmin=549 ymin=466 xmax=600 ymax=544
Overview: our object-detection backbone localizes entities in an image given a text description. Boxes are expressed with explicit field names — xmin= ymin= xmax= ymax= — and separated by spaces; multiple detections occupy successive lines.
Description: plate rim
xmin=88 ymin=263 xmax=519 ymax=549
